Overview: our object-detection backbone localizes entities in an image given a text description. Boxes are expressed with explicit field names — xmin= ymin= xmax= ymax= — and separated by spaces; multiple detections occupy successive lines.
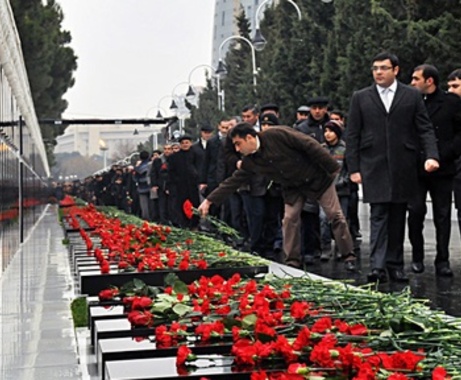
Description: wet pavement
xmin=303 ymin=203 xmax=461 ymax=317
xmin=2 ymin=202 xmax=461 ymax=380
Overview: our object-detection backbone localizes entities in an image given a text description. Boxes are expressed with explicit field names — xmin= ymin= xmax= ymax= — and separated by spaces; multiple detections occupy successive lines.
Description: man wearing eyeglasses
xmin=346 ymin=52 xmax=439 ymax=283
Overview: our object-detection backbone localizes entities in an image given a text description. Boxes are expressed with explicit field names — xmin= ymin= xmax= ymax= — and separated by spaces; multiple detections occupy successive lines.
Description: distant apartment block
xmin=212 ymin=0 xmax=262 ymax=69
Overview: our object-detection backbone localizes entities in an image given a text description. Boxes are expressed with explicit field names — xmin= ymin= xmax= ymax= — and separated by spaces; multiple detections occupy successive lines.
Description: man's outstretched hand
xmin=198 ymin=199 xmax=212 ymax=217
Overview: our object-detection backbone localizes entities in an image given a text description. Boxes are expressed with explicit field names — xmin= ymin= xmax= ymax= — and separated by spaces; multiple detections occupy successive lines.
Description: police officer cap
xmin=260 ymin=113 xmax=280 ymax=126
xmin=297 ymin=105 xmax=310 ymax=112
xmin=307 ymin=96 xmax=329 ymax=107
xmin=178 ymin=134 xmax=193 ymax=142
xmin=200 ymin=122 xmax=214 ymax=132
xmin=260 ymin=103 xmax=279 ymax=114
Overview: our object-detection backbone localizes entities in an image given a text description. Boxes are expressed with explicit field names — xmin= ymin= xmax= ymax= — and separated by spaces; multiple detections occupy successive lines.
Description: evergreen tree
xmin=190 ymin=77 xmax=225 ymax=137
xmin=220 ymin=9 xmax=255 ymax=116
xmin=220 ymin=0 xmax=461 ymax=117
xmin=10 ymin=0 xmax=77 ymax=159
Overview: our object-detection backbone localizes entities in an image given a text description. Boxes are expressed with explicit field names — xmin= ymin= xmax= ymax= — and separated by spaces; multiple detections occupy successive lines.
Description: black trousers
xmin=407 ymin=175 xmax=453 ymax=268
xmin=369 ymin=202 xmax=407 ymax=270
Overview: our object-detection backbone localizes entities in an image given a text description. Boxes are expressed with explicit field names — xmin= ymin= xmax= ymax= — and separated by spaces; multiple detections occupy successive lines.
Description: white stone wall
xmin=0 ymin=0 xmax=49 ymax=176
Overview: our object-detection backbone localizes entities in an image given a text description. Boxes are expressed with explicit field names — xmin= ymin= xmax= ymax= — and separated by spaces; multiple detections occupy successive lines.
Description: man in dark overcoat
xmin=167 ymin=135 xmax=201 ymax=229
xmin=198 ymin=123 xmax=356 ymax=270
xmin=199 ymin=118 xmax=230 ymax=217
xmin=346 ymin=52 xmax=439 ymax=283
xmin=408 ymin=64 xmax=461 ymax=276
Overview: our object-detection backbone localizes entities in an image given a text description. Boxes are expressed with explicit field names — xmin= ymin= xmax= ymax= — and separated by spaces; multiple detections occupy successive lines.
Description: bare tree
xmin=111 ymin=140 xmax=138 ymax=162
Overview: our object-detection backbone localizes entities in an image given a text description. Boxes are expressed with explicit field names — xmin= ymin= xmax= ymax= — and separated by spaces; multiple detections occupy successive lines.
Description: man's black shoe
xmin=344 ymin=260 xmax=356 ymax=272
xmin=388 ymin=268 xmax=409 ymax=282
xmin=285 ymin=260 xmax=301 ymax=269
xmin=436 ymin=267 xmax=453 ymax=277
xmin=411 ymin=262 xmax=425 ymax=274
xmin=303 ymin=255 xmax=315 ymax=265
xmin=367 ymin=269 xmax=387 ymax=283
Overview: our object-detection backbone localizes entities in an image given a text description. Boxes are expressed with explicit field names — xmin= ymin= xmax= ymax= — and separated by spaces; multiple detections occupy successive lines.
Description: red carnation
xmin=433 ymin=367 xmax=450 ymax=380
xmin=176 ymin=345 xmax=194 ymax=366
xmin=183 ymin=199 xmax=194 ymax=219
xmin=100 ymin=260 xmax=110 ymax=274
xmin=98 ymin=288 xmax=118 ymax=301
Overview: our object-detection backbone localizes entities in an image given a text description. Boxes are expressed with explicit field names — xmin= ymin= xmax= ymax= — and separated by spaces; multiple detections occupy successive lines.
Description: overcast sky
xmin=58 ymin=0 xmax=214 ymax=119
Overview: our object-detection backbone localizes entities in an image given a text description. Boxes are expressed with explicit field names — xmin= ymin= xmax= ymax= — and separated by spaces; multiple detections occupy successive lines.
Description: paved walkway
xmin=0 ymin=205 xmax=81 ymax=380
xmin=2 ymin=203 xmax=461 ymax=380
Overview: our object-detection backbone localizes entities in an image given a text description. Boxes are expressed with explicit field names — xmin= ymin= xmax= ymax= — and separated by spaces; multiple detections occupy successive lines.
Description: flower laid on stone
xmin=64 ymin=204 xmax=267 ymax=274
xmin=65 ymin=203 xmax=460 ymax=378
xmin=96 ymin=273 xmax=461 ymax=378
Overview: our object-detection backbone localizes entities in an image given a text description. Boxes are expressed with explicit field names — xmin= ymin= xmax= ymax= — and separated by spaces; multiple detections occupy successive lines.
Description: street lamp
xmin=252 ymin=0 xmax=302 ymax=51
xmin=187 ymin=64 xmax=224 ymax=110
xmin=99 ymin=138 xmax=108 ymax=169
xmin=216 ymin=35 xmax=258 ymax=88
xmin=145 ymin=106 xmax=166 ymax=120
xmin=171 ymin=81 xmax=191 ymax=134
xmin=156 ymin=95 xmax=176 ymax=118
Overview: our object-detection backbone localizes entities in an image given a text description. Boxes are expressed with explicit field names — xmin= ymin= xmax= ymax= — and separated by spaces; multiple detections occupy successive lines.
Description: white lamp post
xmin=171 ymin=82 xmax=191 ymax=134
xmin=216 ymin=35 xmax=258 ymax=88
xmin=187 ymin=64 xmax=224 ymax=111
xmin=252 ymin=0 xmax=302 ymax=51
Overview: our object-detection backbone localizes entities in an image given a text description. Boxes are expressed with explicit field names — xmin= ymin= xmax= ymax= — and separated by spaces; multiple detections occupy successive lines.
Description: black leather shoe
xmin=303 ymin=255 xmax=315 ymax=265
xmin=411 ymin=262 xmax=425 ymax=274
xmin=367 ymin=269 xmax=387 ymax=283
xmin=388 ymin=268 xmax=409 ymax=282
xmin=436 ymin=267 xmax=453 ymax=277
xmin=285 ymin=260 xmax=301 ymax=269
xmin=344 ymin=260 xmax=356 ymax=272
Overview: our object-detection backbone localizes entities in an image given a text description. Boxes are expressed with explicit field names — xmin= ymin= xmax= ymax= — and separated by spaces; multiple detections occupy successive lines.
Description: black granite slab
xmin=79 ymin=265 xmax=269 ymax=295
xmin=104 ymin=355 xmax=278 ymax=380
xmin=89 ymin=305 xmax=125 ymax=333
xmin=93 ymin=319 xmax=153 ymax=354
xmin=97 ymin=337 xmax=233 ymax=378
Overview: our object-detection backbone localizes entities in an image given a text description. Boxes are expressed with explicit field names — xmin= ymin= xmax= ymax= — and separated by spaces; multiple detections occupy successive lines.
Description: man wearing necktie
xmin=346 ymin=52 xmax=440 ymax=283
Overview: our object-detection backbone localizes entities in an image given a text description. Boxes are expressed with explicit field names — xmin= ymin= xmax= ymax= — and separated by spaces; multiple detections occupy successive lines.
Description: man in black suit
xmin=199 ymin=118 xmax=231 ymax=217
xmin=192 ymin=123 xmax=214 ymax=180
xmin=408 ymin=64 xmax=461 ymax=276
xmin=346 ymin=52 xmax=440 ymax=283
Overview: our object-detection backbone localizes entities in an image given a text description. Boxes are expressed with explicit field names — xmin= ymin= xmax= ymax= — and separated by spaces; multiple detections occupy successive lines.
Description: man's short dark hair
xmin=448 ymin=68 xmax=461 ymax=81
xmin=140 ymin=150 xmax=149 ymax=160
xmin=414 ymin=64 xmax=439 ymax=87
xmin=330 ymin=109 xmax=345 ymax=119
xmin=372 ymin=52 xmax=399 ymax=68
xmin=241 ymin=104 xmax=259 ymax=115
xmin=230 ymin=115 xmax=242 ymax=123
xmin=229 ymin=122 xmax=258 ymax=139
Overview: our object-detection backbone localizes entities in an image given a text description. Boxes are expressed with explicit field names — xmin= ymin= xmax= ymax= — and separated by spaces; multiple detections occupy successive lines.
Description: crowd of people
xmin=59 ymin=52 xmax=461 ymax=284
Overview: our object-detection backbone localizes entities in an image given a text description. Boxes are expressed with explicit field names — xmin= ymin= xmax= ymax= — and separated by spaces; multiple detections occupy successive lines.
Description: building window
xmin=221 ymin=11 xmax=225 ymax=26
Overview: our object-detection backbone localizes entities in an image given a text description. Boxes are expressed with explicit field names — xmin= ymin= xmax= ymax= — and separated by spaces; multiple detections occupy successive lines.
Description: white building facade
xmin=54 ymin=124 xmax=164 ymax=158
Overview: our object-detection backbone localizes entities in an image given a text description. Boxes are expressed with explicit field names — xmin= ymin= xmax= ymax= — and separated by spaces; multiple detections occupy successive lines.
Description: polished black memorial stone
xmin=77 ymin=263 xmax=118 ymax=273
xmin=92 ymin=319 xmax=153 ymax=354
xmin=89 ymin=305 xmax=125 ymax=333
xmin=97 ymin=337 xmax=233 ymax=378
xmin=79 ymin=265 xmax=269 ymax=296
xmin=104 ymin=355 xmax=278 ymax=380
